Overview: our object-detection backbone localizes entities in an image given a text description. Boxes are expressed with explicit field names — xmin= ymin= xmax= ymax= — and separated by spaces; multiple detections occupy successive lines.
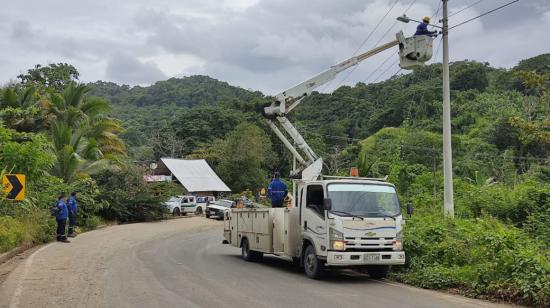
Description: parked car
xmin=164 ymin=195 xmax=201 ymax=216
xmin=205 ymin=199 xmax=235 ymax=220
xmin=196 ymin=196 xmax=215 ymax=211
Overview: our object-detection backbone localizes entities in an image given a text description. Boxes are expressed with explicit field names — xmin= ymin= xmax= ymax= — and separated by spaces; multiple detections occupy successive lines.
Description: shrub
xmin=0 ymin=216 xmax=25 ymax=252
xmin=0 ymin=209 xmax=54 ymax=253
xmin=93 ymin=164 xmax=168 ymax=223
xmin=394 ymin=214 xmax=550 ymax=306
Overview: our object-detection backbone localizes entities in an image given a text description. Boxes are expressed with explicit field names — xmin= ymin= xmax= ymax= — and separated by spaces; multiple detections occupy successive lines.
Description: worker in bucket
xmin=267 ymin=172 xmax=288 ymax=208
xmin=414 ymin=16 xmax=438 ymax=37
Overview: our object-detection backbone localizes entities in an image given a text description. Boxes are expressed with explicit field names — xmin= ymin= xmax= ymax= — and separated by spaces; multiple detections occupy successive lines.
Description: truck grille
xmin=344 ymin=237 xmax=395 ymax=251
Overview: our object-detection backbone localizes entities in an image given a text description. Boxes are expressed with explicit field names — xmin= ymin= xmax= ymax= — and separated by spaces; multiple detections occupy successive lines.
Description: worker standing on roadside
xmin=67 ymin=191 xmax=78 ymax=237
xmin=267 ymin=172 xmax=288 ymax=208
xmin=414 ymin=16 xmax=438 ymax=37
xmin=56 ymin=192 xmax=70 ymax=243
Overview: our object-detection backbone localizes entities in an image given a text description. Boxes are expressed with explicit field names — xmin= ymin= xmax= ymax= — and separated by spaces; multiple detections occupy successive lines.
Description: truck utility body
xmin=224 ymin=32 xmax=430 ymax=278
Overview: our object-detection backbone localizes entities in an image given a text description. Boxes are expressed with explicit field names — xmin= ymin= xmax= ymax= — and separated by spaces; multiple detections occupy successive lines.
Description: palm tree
xmin=47 ymin=83 xmax=126 ymax=182
xmin=0 ymin=86 xmax=46 ymax=132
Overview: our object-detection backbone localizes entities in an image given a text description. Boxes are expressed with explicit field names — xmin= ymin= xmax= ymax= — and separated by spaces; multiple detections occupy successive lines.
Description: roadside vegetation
xmin=0 ymin=64 xmax=176 ymax=254
xmin=2 ymin=54 xmax=549 ymax=306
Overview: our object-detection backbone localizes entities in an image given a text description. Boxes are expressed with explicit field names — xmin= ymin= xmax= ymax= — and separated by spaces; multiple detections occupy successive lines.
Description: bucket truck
xmin=223 ymin=31 xmax=433 ymax=279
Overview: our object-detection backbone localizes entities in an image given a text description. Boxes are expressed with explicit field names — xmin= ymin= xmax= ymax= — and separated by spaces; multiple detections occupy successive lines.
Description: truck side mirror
xmin=406 ymin=203 xmax=414 ymax=216
xmin=323 ymin=198 xmax=332 ymax=211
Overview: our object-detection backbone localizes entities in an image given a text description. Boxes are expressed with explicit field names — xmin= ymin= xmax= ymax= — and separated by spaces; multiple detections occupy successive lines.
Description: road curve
xmin=0 ymin=217 xmax=513 ymax=308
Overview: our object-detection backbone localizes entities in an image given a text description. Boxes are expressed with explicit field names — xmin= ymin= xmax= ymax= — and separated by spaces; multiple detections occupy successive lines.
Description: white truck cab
xmin=224 ymin=178 xmax=408 ymax=279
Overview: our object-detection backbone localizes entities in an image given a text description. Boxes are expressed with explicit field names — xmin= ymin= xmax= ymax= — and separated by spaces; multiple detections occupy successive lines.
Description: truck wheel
xmin=303 ymin=245 xmax=324 ymax=279
xmin=366 ymin=265 xmax=390 ymax=279
xmin=195 ymin=207 xmax=203 ymax=215
xmin=172 ymin=208 xmax=180 ymax=216
xmin=241 ymin=238 xmax=262 ymax=262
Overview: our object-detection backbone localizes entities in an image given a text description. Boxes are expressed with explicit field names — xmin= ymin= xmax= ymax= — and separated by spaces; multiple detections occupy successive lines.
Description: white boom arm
xmin=264 ymin=31 xmax=432 ymax=179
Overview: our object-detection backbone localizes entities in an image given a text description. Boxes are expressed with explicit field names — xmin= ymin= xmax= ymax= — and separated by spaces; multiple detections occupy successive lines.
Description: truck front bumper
xmin=326 ymin=251 xmax=405 ymax=266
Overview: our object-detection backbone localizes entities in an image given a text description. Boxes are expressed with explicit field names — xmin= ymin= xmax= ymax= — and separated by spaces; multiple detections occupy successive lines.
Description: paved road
xmin=0 ymin=217 xmax=513 ymax=308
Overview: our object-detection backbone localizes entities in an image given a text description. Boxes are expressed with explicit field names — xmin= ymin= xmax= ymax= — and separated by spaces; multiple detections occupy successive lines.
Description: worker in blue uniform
xmin=415 ymin=16 xmax=438 ymax=37
xmin=56 ymin=192 xmax=70 ymax=243
xmin=67 ymin=191 xmax=78 ymax=237
xmin=267 ymin=172 xmax=288 ymax=208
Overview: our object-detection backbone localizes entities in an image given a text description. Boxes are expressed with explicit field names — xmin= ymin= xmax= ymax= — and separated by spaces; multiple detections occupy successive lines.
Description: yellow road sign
xmin=2 ymin=174 xmax=26 ymax=201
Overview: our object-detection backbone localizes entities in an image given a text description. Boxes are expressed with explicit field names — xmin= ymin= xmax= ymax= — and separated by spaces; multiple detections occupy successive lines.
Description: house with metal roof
xmin=154 ymin=158 xmax=231 ymax=195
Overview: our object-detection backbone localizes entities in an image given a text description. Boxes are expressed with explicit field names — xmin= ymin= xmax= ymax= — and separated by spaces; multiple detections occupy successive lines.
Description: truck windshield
xmin=327 ymin=184 xmax=400 ymax=217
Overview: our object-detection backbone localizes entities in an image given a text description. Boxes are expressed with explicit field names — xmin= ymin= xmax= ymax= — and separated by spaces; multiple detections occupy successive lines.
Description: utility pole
xmin=442 ymin=0 xmax=454 ymax=217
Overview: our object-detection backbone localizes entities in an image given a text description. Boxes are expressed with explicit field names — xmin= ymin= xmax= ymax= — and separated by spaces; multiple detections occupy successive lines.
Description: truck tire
xmin=241 ymin=238 xmax=263 ymax=262
xmin=172 ymin=208 xmax=180 ymax=216
xmin=366 ymin=265 xmax=390 ymax=279
xmin=303 ymin=245 xmax=324 ymax=279
xmin=195 ymin=207 xmax=203 ymax=215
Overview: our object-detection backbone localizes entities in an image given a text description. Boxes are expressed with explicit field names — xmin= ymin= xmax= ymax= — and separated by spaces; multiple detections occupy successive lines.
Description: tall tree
xmin=18 ymin=63 xmax=79 ymax=92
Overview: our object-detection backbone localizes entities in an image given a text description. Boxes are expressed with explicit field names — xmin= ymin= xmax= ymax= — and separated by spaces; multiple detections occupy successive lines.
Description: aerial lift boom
xmin=264 ymin=31 xmax=433 ymax=180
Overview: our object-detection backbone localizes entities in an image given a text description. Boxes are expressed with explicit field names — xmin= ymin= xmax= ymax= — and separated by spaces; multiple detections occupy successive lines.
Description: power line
xmin=363 ymin=52 xmax=395 ymax=83
xmin=335 ymin=0 xmax=401 ymax=88
xmin=365 ymin=0 xmax=440 ymax=84
xmin=433 ymin=36 xmax=443 ymax=61
xmin=373 ymin=59 xmax=399 ymax=82
xmin=297 ymin=128 xmax=550 ymax=162
xmin=449 ymin=0 xmax=520 ymax=30
xmin=333 ymin=0 xmax=422 ymax=89
xmin=448 ymin=0 xmax=485 ymax=18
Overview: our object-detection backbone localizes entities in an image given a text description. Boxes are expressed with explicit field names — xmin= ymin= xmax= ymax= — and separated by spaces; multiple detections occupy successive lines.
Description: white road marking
xmin=9 ymin=243 xmax=53 ymax=308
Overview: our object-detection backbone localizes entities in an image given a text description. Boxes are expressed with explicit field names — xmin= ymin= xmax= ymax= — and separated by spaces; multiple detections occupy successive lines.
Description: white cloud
xmin=0 ymin=0 xmax=547 ymax=94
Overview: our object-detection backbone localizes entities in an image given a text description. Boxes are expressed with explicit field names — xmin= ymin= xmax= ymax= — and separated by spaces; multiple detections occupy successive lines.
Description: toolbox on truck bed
xmin=224 ymin=207 xmax=300 ymax=256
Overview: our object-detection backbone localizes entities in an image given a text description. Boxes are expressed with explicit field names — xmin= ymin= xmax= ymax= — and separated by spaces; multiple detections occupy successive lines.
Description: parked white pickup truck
xmin=223 ymin=178 xmax=410 ymax=279
xmin=164 ymin=195 xmax=202 ymax=216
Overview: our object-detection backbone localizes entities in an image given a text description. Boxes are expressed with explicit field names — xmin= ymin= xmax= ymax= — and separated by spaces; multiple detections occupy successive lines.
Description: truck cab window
xmin=306 ymin=185 xmax=324 ymax=217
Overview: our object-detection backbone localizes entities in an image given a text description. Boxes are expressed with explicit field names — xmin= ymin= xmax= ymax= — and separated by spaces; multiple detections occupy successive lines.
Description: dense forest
xmin=2 ymin=53 xmax=549 ymax=306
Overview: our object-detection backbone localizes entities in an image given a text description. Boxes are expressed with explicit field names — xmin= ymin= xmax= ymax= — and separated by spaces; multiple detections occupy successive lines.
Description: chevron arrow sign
xmin=2 ymin=174 xmax=26 ymax=201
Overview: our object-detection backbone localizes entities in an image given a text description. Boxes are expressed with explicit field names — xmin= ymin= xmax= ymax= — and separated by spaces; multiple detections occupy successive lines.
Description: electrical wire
xmin=365 ymin=0 xmax=440 ymax=84
xmin=334 ymin=0 xmax=401 ymax=88
xmin=449 ymin=0 xmax=520 ymax=30
xmin=295 ymin=127 xmax=550 ymax=162
xmin=363 ymin=52 xmax=395 ymax=83
xmin=356 ymin=0 xmax=421 ymax=85
xmin=373 ymin=59 xmax=399 ymax=82
xmin=448 ymin=0 xmax=485 ymax=18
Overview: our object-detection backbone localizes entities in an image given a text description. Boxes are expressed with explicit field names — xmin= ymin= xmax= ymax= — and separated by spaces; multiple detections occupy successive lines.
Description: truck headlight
xmin=332 ymin=240 xmax=346 ymax=251
xmin=394 ymin=229 xmax=403 ymax=251
xmin=330 ymin=228 xmax=345 ymax=251
xmin=393 ymin=240 xmax=403 ymax=251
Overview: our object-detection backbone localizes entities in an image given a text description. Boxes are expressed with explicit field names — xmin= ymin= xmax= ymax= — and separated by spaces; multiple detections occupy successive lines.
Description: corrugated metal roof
xmin=161 ymin=158 xmax=231 ymax=192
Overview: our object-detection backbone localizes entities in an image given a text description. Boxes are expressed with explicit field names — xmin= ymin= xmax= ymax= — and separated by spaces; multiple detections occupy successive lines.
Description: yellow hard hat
xmin=423 ymin=16 xmax=430 ymax=23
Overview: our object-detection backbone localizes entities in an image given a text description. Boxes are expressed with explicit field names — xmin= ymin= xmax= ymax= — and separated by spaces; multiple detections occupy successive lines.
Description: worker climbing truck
xmin=223 ymin=31 xmax=433 ymax=279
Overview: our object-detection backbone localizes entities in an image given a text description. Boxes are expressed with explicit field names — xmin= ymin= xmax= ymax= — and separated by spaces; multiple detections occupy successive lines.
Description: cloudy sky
xmin=1 ymin=0 xmax=548 ymax=94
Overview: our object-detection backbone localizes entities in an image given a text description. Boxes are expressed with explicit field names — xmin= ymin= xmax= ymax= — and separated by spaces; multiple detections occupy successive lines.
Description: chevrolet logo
xmin=365 ymin=232 xmax=377 ymax=237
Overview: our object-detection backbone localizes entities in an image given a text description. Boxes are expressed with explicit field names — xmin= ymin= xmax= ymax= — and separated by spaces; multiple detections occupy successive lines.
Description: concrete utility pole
xmin=441 ymin=0 xmax=454 ymax=218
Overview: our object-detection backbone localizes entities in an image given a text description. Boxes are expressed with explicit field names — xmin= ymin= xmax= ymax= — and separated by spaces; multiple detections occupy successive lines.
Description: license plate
xmin=365 ymin=254 xmax=380 ymax=262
